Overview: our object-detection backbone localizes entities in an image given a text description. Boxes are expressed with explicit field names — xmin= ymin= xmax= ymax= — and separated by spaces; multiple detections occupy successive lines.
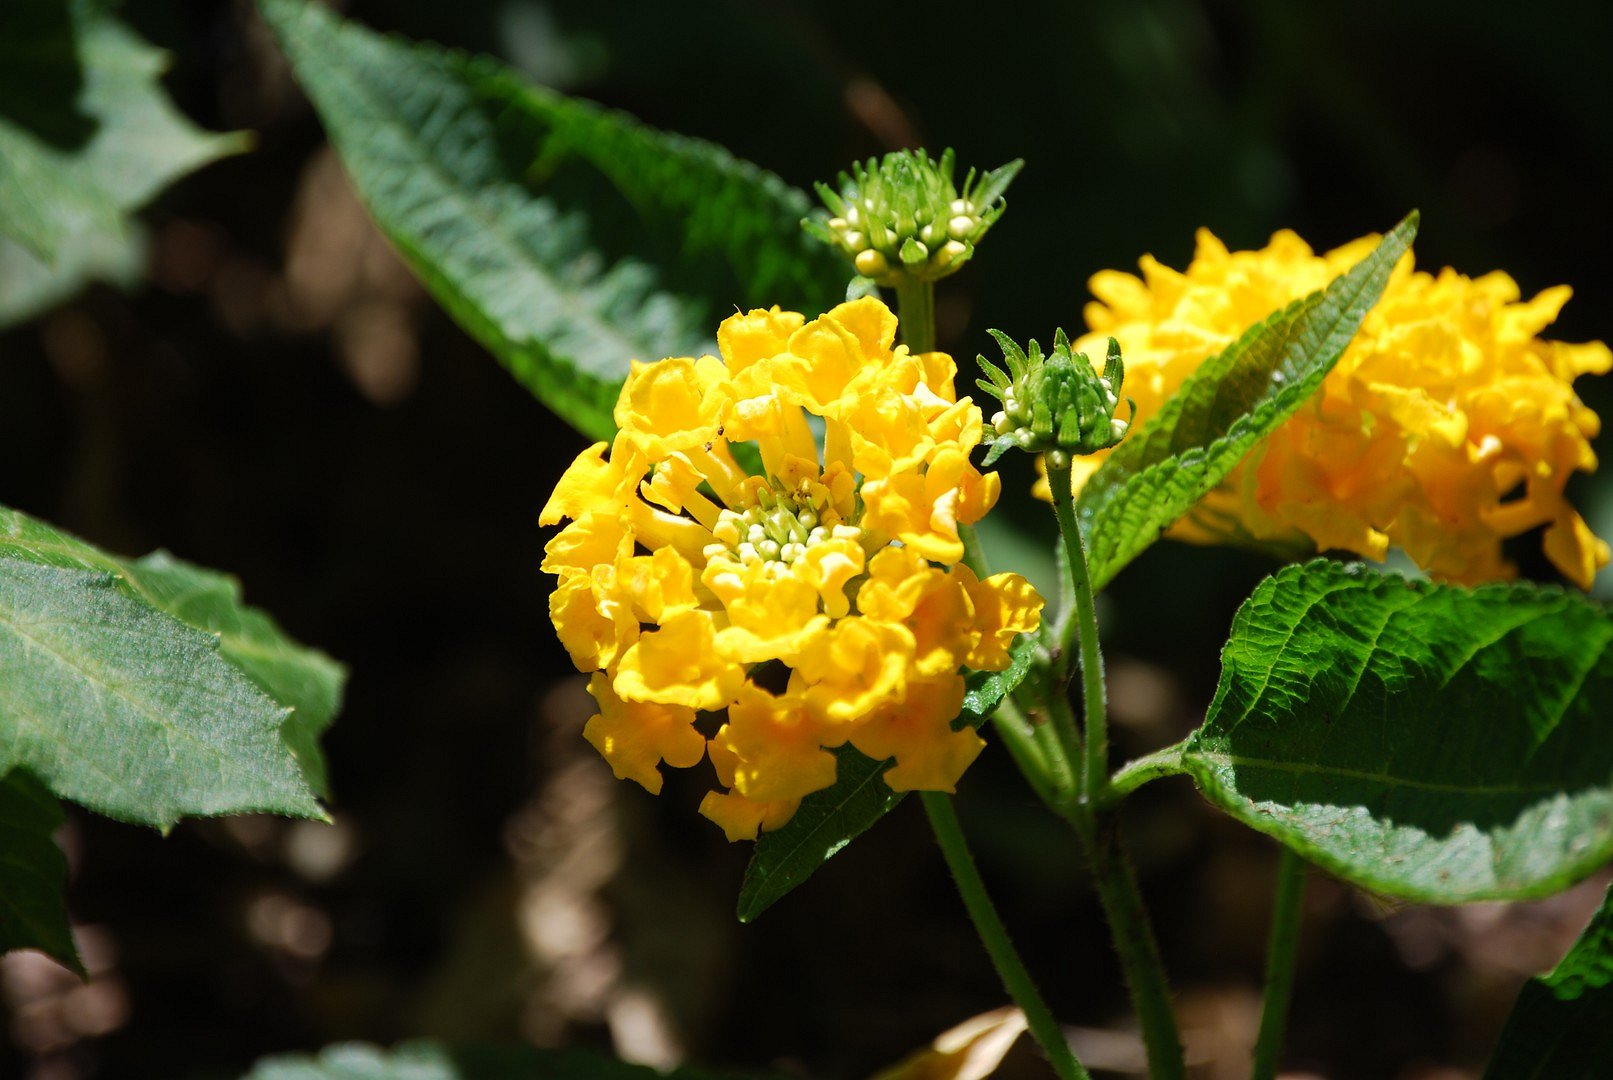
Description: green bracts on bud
xmin=804 ymin=148 xmax=1022 ymax=286
xmin=976 ymin=330 xmax=1132 ymax=466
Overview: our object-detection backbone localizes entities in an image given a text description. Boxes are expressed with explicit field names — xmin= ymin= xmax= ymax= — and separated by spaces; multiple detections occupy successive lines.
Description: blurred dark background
xmin=2 ymin=1 xmax=1611 ymax=1077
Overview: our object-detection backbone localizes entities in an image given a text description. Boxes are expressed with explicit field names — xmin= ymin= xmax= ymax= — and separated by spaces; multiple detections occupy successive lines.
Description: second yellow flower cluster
xmin=540 ymin=299 xmax=1043 ymax=840
xmin=1047 ymin=229 xmax=1611 ymax=587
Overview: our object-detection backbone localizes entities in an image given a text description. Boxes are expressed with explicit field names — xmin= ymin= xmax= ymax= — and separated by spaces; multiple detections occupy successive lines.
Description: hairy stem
xmin=1252 ymin=847 xmax=1308 ymax=1080
xmin=922 ymin=791 xmax=1091 ymax=1080
xmin=1045 ymin=458 xmax=1108 ymax=802
xmin=1079 ymin=812 xmax=1187 ymax=1080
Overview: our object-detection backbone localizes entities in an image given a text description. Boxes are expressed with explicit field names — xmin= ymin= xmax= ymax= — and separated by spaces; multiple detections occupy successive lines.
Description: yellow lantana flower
xmin=542 ymin=298 xmax=1044 ymax=840
xmin=1043 ymin=229 xmax=1611 ymax=587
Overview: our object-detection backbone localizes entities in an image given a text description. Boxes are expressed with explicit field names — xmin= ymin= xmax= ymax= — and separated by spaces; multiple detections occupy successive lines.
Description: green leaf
xmin=121 ymin=552 xmax=345 ymax=795
xmin=737 ymin=745 xmax=904 ymax=922
xmin=736 ymin=635 xmax=1040 ymax=923
xmin=1182 ymin=559 xmax=1613 ymax=903
xmin=259 ymin=0 xmax=844 ymax=443
xmin=0 ymin=0 xmax=246 ymax=320
xmin=1075 ymin=213 xmax=1419 ymax=591
xmin=959 ymin=633 xmax=1040 ymax=728
xmin=0 ymin=506 xmax=343 ymax=794
xmin=0 ymin=770 xmax=79 ymax=974
xmin=1484 ymin=880 xmax=1613 ymax=1078
xmin=470 ymin=65 xmax=845 ymax=315
xmin=0 ymin=505 xmax=330 ymax=828
xmin=244 ymin=1041 xmax=770 ymax=1080
xmin=0 ymin=224 xmax=144 ymax=331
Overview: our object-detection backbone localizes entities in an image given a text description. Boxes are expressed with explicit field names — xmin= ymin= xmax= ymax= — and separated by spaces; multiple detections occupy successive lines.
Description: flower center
xmin=702 ymin=484 xmax=860 ymax=568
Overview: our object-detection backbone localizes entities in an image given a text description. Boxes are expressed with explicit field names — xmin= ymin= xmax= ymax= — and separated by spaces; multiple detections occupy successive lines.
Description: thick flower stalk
xmin=1040 ymin=229 xmax=1612 ymax=587
xmin=541 ymin=298 xmax=1043 ymax=840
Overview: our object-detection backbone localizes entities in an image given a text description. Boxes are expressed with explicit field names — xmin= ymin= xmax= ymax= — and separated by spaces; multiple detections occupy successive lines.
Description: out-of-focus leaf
xmin=0 ymin=770 xmax=79 ymax=974
xmin=1076 ymin=214 xmax=1418 ymax=590
xmin=244 ymin=1041 xmax=775 ymax=1080
xmin=1182 ymin=559 xmax=1613 ymax=903
xmin=0 ymin=504 xmax=331 ymax=827
xmin=0 ymin=0 xmax=246 ymax=323
xmin=1484 ymin=880 xmax=1613 ymax=1077
xmin=0 ymin=226 xmax=144 ymax=330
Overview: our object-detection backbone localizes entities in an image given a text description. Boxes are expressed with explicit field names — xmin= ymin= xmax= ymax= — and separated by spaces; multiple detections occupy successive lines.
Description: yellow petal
xmin=850 ymin=674 xmax=982 ymax=792
xmin=582 ymin=672 xmax=704 ymax=794
xmin=614 ymin=609 xmax=745 ymax=711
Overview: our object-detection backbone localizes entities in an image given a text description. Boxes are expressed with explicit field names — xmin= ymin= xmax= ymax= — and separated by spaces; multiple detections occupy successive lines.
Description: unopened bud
xmin=974 ymin=331 xmax=1133 ymax=465
xmin=803 ymin=148 xmax=1022 ymax=285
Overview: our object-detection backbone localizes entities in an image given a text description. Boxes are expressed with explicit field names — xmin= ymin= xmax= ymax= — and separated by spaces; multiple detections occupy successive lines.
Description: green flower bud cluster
xmin=804 ymin=148 xmax=1022 ymax=286
xmin=976 ymin=330 xmax=1132 ymax=467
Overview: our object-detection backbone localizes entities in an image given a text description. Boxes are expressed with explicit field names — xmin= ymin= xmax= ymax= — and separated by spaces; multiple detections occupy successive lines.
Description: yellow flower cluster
xmin=541 ymin=298 xmax=1042 ymax=840
xmin=1046 ymin=229 xmax=1611 ymax=587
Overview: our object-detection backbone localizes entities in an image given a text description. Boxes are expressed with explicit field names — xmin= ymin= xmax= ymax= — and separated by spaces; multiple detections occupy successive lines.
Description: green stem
xmin=921 ymin=791 xmax=1091 ymax=1080
xmin=1046 ymin=458 xmax=1108 ymax=803
xmin=1079 ymin=813 xmax=1187 ymax=1080
xmin=1106 ymin=744 xmax=1188 ymax=804
xmin=1043 ymin=694 xmax=1085 ymax=812
xmin=894 ymin=274 xmax=936 ymax=354
xmin=1251 ymin=848 xmax=1307 ymax=1080
xmin=1044 ymin=455 xmax=1183 ymax=1077
xmin=988 ymin=698 xmax=1061 ymax=809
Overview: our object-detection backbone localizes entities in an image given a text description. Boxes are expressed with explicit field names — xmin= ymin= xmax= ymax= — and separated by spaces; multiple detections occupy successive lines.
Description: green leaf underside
xmin=1184 ymin=559 xmax=1613 ymax=903
xmin=737 ymin=638 xmax=1039 ymax=922
xmin=959 ymin=633 xmax=1039 ymax=727
xmin=244 ymin=1041 xmax=767 ymax=1080
xmin=0 ymin=0 xmax=245 ymax=321
xmin=0 ymin=505 xmax=329 ymax=827
xmin=1076 ymin=213 xmax=1419 ymax=591
xmin=260 ymin=0 xmax=843 ymax=444
xmin=1484 ymin=880 xmax=1613 ymax=1078
xmin=0 ymin=770 xmax=80 ymax=973
xmin=737 ymin=746 xmax=903 ymax=922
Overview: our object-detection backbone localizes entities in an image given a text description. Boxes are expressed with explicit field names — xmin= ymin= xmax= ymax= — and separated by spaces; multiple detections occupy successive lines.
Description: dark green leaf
xmin=259 ymin=0 xmax=844 ymax=442
xmin=0 ymin=505 xmax=329 ymax=828
xmin=1183 ymin=559 xmax=1613 ymax=903
xmin=1076 ymin=213 xmax=1418 ymax=590
xmin=0 ymin=770 xmax=79 ymax=974
xmin=737 ymin=745 xmax=904 ymax=922
xmin=1484 ymin=880 xmax=1613 ymax=1078
xmin=470 ymin=65 xmax=845 ymax=315
xmin=244 ymin=1041 xmax=771 ymax=1080
xmin=0 ymin=0 xmax=246 ymax=324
